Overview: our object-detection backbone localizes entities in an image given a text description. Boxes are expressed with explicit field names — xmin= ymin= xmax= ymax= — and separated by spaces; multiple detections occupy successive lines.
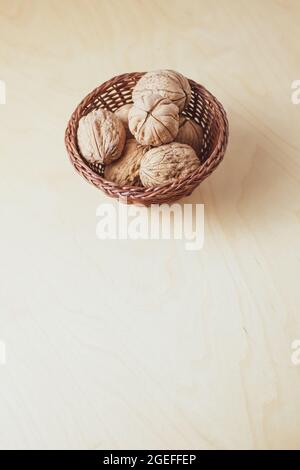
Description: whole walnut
xmin=104 ymin=139 xmax=150 ymax=186
xmin=132 ymin=69 xmax=191 ymax=112
xmin=77 ymin=108 xmax=126 ymax=164
xmin=114 ymin=103 xmax=132 ymax=137
xmin=176 ymin=116 xmax=204 ymax=156
xmin=140 ymin=142 xmax=200 ymax=187
xmin=128 ymin=93 xmax=179 ymax=146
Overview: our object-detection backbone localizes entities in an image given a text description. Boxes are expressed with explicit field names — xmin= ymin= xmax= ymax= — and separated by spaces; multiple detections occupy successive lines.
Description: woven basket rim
xmin=65 ymin=72 xmax=229 ymax=204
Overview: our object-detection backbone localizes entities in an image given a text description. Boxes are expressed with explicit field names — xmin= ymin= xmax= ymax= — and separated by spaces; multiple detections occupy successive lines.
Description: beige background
xmin=1 ymin=0 xmax=300 ymax=450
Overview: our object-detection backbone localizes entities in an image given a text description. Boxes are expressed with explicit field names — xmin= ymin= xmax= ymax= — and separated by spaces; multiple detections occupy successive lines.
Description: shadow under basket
xmin=65 ymin=72 xmax=229 ymax=206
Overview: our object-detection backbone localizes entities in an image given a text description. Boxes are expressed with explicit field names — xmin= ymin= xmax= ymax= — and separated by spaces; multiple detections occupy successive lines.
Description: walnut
xmin=176 ymin=116 xmax=204 ymax=155
xmin=132 ymin=69 xmax=191 ymax=112
xmin=140 ymin=142 xmax=200 ymax=187
xmin=77 ymin=108 xmax=126 ymax=164
xmin=114 ymin=103 xmax=132 ymax=137
xmin=104 ymin=139 xmax=150 ymax=186
xmin=128 ymin=93 xmax=179 ymax=146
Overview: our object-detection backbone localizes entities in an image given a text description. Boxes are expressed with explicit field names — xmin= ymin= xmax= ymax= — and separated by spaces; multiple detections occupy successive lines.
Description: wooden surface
xmin=1 ymin=0 xmax=300 ymax=450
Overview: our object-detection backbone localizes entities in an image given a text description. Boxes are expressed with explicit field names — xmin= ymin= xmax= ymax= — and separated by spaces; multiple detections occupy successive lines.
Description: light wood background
xmin=0 ymin=0 xmax=300 ymax=450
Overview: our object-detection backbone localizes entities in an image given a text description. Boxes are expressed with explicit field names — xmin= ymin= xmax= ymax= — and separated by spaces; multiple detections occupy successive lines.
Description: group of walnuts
xmin=77 ymin=69 xmax=204 ymax=187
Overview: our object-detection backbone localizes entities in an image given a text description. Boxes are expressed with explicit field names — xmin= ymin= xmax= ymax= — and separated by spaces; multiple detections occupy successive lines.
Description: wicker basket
xmin=65 ymin=72 xmax=229 ymax=206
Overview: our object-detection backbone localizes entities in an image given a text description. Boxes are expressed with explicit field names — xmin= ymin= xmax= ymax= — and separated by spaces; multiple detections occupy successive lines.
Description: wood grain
xmin=0 ymin=0 xmax=300 ymax=450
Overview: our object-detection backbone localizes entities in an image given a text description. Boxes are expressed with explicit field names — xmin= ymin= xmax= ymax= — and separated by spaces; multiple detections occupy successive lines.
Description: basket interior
xmin=76 ymin=74 xmax=220 ymax=177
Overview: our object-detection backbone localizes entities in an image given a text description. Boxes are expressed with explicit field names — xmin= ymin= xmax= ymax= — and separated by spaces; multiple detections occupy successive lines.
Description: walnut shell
xmin=176 ymin=116 xmax=204 ymax=156
xmin=132 ymin=69 xmax=191 ymax=112
xmin=114 ymin=103 xmax=132 ymax=137
xmin=104 ymin=139 xmax=150 ymax=186
xmin=77 ymin=108 xmax=126 ymax=164
xmin=140 ymin=142 xmax=200 ymax=187
xmin=128 ymin=94 xmax=179 ymax=146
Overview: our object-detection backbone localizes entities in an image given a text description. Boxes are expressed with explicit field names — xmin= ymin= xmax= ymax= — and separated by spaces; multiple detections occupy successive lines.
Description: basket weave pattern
xmin=65 ymin=72 xmax=229 ymax=205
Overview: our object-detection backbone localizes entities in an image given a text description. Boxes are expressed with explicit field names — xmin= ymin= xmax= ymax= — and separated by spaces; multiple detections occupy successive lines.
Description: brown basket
xmin=65 ymin=72 xmax=229 ymax=206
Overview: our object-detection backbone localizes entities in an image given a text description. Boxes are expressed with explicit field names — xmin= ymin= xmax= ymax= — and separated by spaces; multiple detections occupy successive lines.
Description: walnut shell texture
xmin=104 ymin=139 xmax=150 ymax=187
xmin=140 ymin=142 xmax=200 ymax=187
xmin=132 ymin=69 xmax=191 ymax=113
xmin=114 ymin=103 xmax=132 ymax=137
xmin=176 ymin=116 xmax=204 ymax=156
xmin=77 ymin=108 xmax=126 ymax=165
xmin=128 ymin=93 xmax=179 ymax=147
